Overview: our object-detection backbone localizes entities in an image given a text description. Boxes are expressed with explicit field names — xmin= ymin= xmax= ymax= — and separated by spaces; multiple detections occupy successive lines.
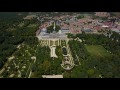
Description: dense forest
xmin=0 ymin=12 xmax=40 ymax=69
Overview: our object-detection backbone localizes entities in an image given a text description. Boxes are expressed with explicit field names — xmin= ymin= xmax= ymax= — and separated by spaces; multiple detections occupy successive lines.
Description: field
xmin=85 ymin=45 xmax=111 ymax=58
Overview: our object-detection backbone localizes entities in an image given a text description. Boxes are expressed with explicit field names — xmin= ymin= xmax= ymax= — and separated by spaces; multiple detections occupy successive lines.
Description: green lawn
xmin=85 ymin=45 xmax=111 ymax=58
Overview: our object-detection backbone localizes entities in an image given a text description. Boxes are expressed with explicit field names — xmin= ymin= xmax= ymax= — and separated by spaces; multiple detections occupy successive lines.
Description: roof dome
xmin=42 ymin=28 xmax=47 ymax=32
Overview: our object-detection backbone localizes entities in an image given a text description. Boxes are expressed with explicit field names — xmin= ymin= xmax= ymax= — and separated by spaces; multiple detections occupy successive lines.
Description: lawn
xmin=85 ymin=45 xmax=111 ymax=58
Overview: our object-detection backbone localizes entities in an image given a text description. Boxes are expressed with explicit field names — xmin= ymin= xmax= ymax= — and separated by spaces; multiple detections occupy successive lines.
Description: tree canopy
xmin=47 ymin=24 xmax=61 ymax=33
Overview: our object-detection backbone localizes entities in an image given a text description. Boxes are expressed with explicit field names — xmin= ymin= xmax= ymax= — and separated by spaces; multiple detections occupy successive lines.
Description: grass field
xmin=85 ymin=45 xmax=111 ymax=58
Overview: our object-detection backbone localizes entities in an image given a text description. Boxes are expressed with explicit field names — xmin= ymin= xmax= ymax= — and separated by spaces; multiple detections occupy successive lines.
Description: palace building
xmin=37 ymin=21 xmax=68 ymax=46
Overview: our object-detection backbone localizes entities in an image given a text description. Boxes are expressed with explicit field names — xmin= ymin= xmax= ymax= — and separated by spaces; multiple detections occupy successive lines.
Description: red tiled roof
xmin=93 ymin=26 xmax=102 ymax=31
xmin=117 ymin=25 xmax=120 ymax=29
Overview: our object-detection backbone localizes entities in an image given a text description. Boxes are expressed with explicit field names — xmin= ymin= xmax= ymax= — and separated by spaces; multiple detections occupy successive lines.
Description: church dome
xmin=42 ymin=28 xmax=47 ymax=32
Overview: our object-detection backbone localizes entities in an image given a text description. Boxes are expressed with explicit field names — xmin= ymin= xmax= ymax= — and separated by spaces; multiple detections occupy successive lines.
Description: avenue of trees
xmin=68 ymin=40 xmax=89 ymax=65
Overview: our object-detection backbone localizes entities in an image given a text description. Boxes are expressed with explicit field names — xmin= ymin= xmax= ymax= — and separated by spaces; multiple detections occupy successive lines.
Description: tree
xmin=77 ymin=15 xmax=84 ymax=19
xmin=42 ymin=60 xmax=51 ymax=74
xmin=31 ymin=64 xmax=37 ymax=72
xmin=0 ymin=60 xmax=4 ymax=69
xmin=47 ymin=24 xmax=60 ymax=33
xmin=87 ymin=69 xmax=94 ymax=77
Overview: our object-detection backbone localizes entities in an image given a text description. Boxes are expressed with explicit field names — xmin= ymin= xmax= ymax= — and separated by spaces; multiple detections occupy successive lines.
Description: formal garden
xmin=30 ymin=45 xmax=64 ymax=78
xmin=0 ymin=12 xmax=120 ymax=78
xmin=1 ymin=43 xmax=37 ymax=78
